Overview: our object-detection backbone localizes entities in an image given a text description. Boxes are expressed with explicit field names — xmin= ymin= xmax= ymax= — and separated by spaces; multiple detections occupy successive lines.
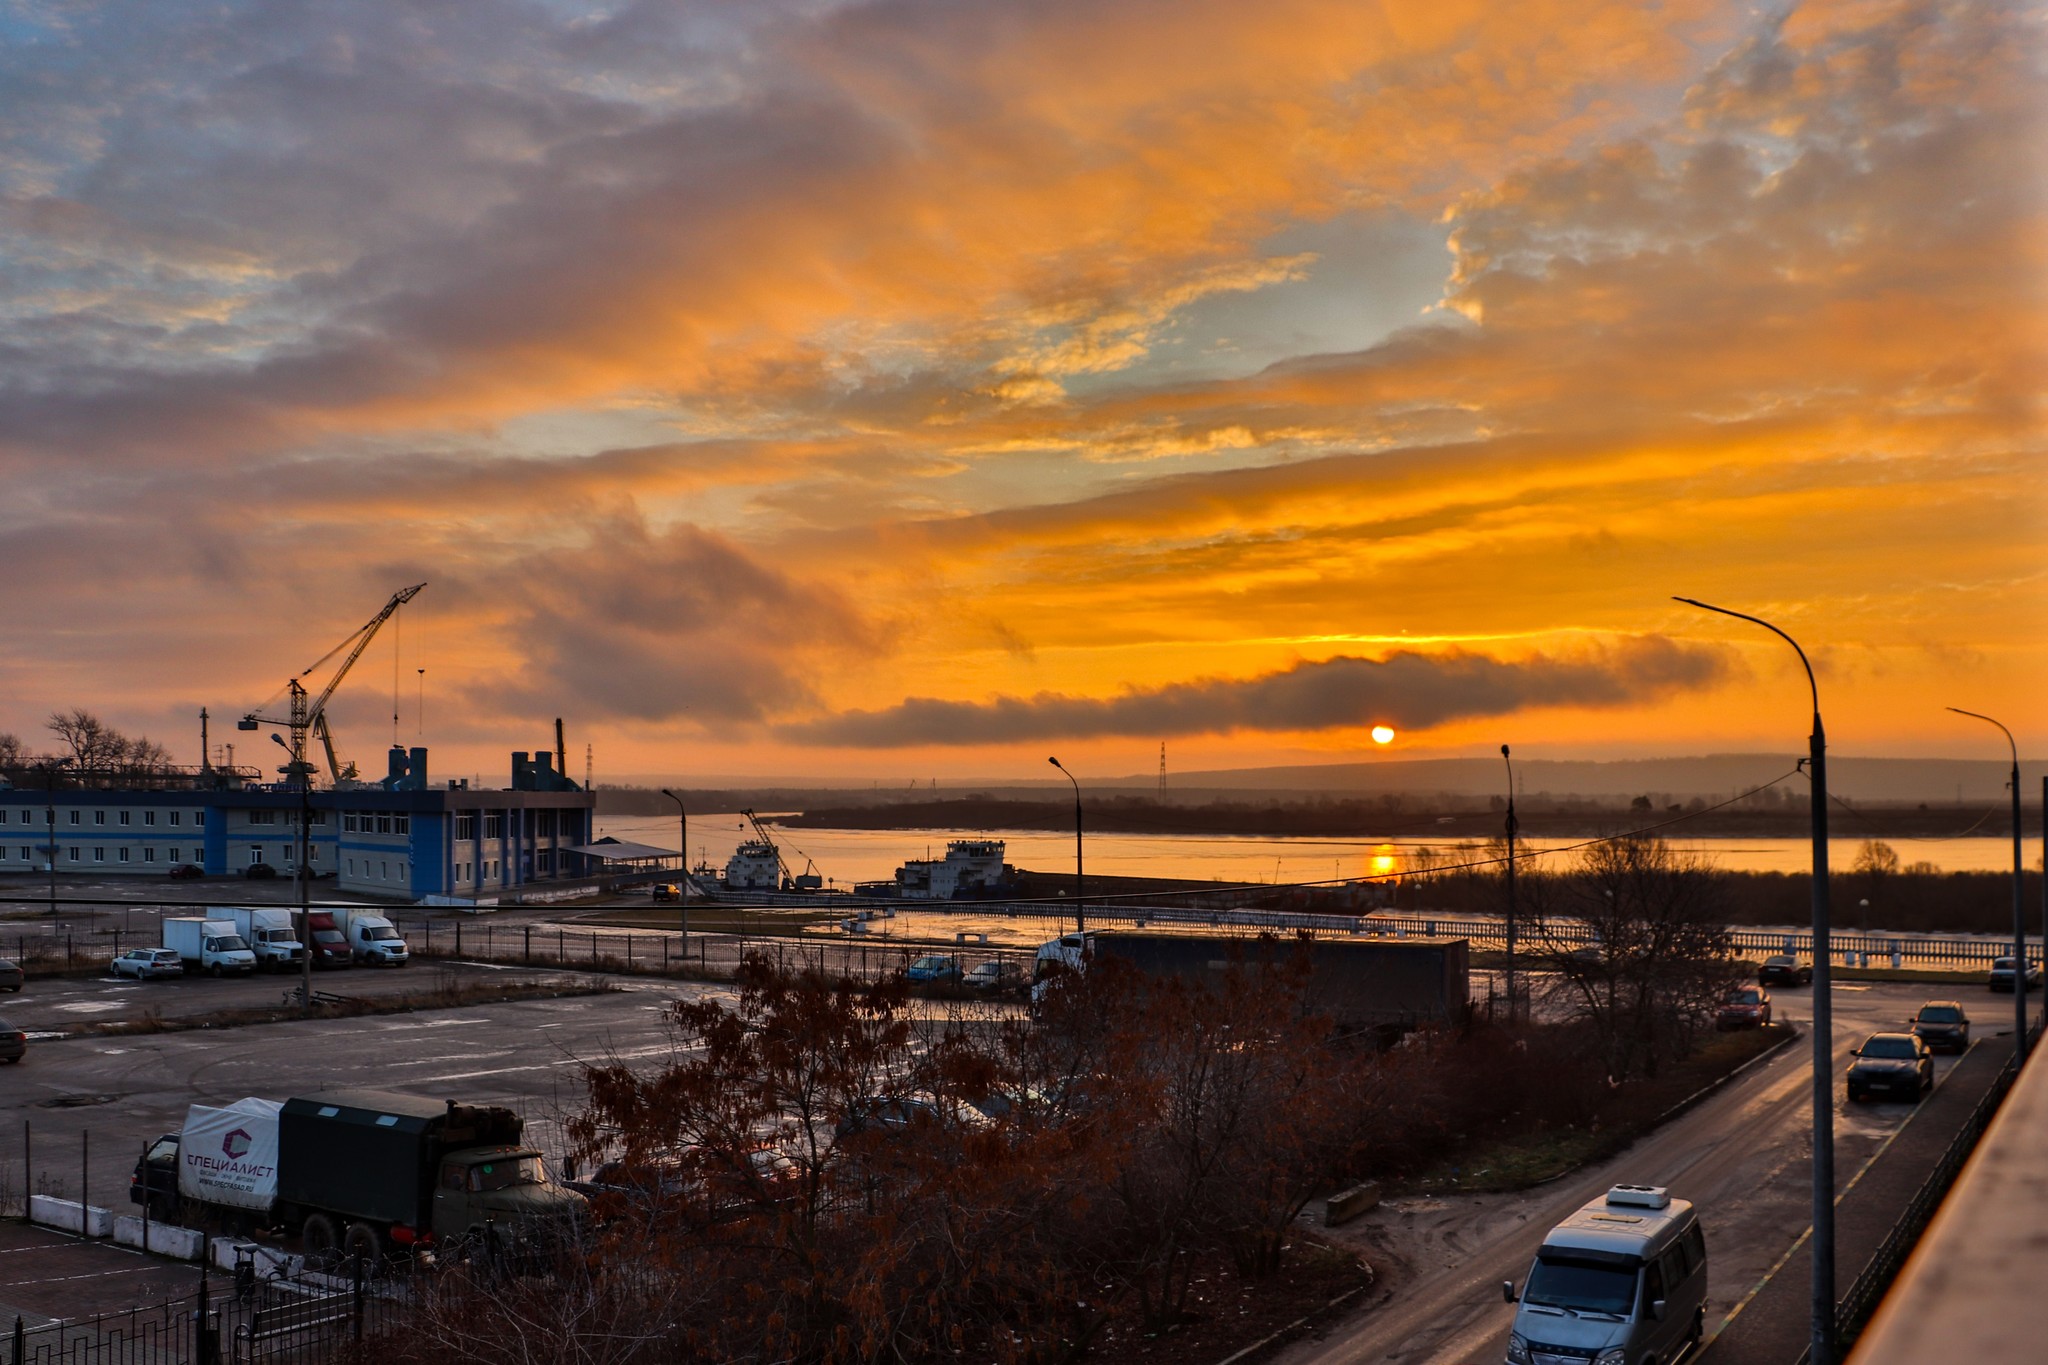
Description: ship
xmin=861 ymin=839 xmax=1018 ymax=900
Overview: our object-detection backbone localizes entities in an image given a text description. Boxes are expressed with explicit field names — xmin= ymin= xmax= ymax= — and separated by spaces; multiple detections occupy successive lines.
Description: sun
xmin=1371 ymin=725 xmax=1395 ymax=744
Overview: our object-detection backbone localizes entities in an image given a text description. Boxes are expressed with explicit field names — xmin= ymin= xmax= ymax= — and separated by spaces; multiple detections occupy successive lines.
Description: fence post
xmin=80 ymin=1130 xmax=86 ymax=1223
xmin=525 ymin=926 xmax=532 ymax=962
xmin=352 ymin=1252 xmax=365 ymax=1339
xmin=21 ymin=1121 xmax=29 ymax=1218
xmin=558 ymin=930 xmax=565 ymax=962
xmin=626 ymin=935 xmax=633 ymax=966
xmin=196 ymin=1271 xmax=218 ymax=1365
xmin=455 ymin=920 xmax=462 ymax=956
xmin=13 ymin=1313 xmax=22 ymax=1365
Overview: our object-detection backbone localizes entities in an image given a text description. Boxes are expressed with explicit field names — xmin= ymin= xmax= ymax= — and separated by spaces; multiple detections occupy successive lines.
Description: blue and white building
xmin=0 ymin=747 xmax=594 ymax=901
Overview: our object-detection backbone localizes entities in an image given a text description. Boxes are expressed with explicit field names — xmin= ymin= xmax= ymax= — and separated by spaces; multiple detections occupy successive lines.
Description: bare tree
xmin=1526 ymin=835 xmax=1743 ymax=1081
xmin=46 ymin=710 xmax=125 ymax=770
xmin=0 ymin=733 xmax=23 ymax=771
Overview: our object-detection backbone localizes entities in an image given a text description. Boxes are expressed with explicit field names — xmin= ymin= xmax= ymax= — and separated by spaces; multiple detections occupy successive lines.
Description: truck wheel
xmin=209 ymin=963 xmax=222 ymax=978
xmin=302 ymin=1213 xmax=340 ymax=1265
xmin=342 ymin=1222 xmax=383 ymax=1273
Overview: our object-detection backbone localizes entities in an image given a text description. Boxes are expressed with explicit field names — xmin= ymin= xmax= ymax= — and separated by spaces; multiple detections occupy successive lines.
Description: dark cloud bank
xmin=783 ymin=636 xmax=1733 ymax=747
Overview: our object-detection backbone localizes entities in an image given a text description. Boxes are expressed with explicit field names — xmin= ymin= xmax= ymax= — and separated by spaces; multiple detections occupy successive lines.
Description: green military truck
xmin=133 ymin=1089 xmax=585 ymax=1264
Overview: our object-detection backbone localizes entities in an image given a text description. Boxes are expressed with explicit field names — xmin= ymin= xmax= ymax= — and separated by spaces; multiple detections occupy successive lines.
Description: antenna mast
xmin=1158 ymin=742 xmax=1167 ymax=800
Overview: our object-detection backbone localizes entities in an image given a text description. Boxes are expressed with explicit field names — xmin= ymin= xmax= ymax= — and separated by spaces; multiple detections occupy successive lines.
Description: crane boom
xmin=239 ymin=583 xmax=426 ymax=790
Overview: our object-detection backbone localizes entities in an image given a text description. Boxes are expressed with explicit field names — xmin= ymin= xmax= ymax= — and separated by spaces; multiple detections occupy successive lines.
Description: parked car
xmin=835 ymin=1094 xmax=992 ymax=1142
xmin=243 ymin=862 xmax=279 ymax=881
xmin=1716 ymin=986 xmax=1773 ymax=1030
xmin=1847 ymin=1032 xmax=1933 ymax=1103
xmin=1758 ymin=954 xmax=1813 ymax=986
xmin=0 ymin=1019 xmax=24 ymax=1064
xmin=1987 ymin=956 xmax=2044 ymax=992
xmin=111 ymin=947 xmax=185 ymax=980
xmin=166 ymin=863 xmax=205 ymax=880
xmin=0 ymin=959 xmax=22 ymax=993
xmin=650 ymin=883 xmax=682 ymax=902
xmin=904 ymin=954 xmax=964 ymax=986
xmin=1909 ymin=1001 xmax=1970 ymax=1053
xmin=963 ymin=960 xmax=1026 ymax=994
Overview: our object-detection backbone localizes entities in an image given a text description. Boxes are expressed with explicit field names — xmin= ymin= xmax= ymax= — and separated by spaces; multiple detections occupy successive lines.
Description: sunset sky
xmin=1 ymin=0 xmax=2041 ymax=785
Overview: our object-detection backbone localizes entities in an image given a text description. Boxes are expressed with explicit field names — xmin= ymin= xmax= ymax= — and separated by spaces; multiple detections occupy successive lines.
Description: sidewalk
xmin=1701 ymin=1035 xmax=2014 ymax=1365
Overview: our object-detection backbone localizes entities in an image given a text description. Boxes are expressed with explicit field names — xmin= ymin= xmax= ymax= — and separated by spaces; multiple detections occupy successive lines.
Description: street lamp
xmin=41 ymin=758 xmax=72 ymax=919
xmin=660 ymin=789 xmax=689 ymax=954
xmin=273 ymin=732 xmax=314 ymax=1014
xmin=1676 ymin=596 xmax=1836 ymax=1365
xmin=1946 ymin=708 xmax=2027 ymax=1061
xmin=1502 ymin=744 xmax=1519 ymax=1023
xmin=1048 ymin=758 xmax=1084 ymax=934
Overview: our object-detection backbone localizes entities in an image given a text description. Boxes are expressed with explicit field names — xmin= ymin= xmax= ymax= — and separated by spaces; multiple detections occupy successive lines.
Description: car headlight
xmin=1505 ymin=1334 xmax=1531 ymax=1365
xmin=1594 ymin=1350 xmax=1628 ymax=1365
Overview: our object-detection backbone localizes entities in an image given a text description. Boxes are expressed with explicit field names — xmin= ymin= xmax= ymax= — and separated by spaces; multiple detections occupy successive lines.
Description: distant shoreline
xmin=769 ymin=797 xmax=2022 ymax=844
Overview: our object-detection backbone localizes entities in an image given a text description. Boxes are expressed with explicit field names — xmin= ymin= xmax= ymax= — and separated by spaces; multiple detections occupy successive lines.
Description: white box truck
xmin=226 ymin=907 xmax=305 ymax=972
xmin=333 ymin=907 xmax=409 ymax=966
xmin=161 ymin=918 xmax=259 ymax=977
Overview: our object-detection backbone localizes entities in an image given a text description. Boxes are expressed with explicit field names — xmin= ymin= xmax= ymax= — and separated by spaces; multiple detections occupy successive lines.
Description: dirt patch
xmin=1085 ymin=1239 xmax=1375 ymax=1363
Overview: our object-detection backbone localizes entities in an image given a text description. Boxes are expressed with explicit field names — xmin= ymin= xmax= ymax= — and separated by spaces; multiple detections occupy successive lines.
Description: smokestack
xmin=200 ymin=708 xmax=211 ymax=771
xmin=555 ymin=718 xmax=567 ymax=785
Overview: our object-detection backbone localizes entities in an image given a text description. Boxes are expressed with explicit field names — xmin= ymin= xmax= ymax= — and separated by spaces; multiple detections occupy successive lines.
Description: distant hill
xmin=600 ymin=754 xmax=2036 ymax=811
xmin=1145 ymin=755 xmax=2034 ymax=805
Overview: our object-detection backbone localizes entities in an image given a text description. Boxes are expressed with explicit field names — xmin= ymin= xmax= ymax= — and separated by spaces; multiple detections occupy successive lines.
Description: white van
xmin=1502 ymin=1184 xmax=1707 ymax=1365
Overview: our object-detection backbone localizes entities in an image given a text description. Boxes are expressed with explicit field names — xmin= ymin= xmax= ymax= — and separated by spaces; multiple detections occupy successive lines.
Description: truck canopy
xmin=279 ymin=1091 xmax=525 ymax=1229
xmin=177 ymin=1097 xmax=282 ymax=1211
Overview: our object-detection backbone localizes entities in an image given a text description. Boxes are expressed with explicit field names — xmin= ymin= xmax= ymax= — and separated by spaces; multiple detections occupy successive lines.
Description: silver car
xmin=111 ymin=948 xmax=184 ymax=981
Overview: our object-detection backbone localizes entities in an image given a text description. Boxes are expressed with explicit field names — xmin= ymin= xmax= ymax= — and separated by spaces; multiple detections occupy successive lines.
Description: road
xmin=1274 ymin=981 xmax=1995 ymax=1365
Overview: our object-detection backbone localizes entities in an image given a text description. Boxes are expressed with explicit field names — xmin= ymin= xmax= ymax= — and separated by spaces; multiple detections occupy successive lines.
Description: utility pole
xmin=1502 ymin=744 xmax=1518 ymax=1023
xmin=1049 ymin=758 xmax=1084 ymax=934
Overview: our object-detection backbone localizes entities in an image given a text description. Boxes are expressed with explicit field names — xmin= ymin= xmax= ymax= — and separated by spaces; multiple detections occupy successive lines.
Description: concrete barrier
xmin=210 ymin=1238 xmax=304 ymax=1279
xmin=1324 ymin=1181 xmax=1382 ymax=1226
xmin=28 ymin=1196 xmax=113 ymax=1238
xmin=112 ymin=1216 xmax=206 ymax=1260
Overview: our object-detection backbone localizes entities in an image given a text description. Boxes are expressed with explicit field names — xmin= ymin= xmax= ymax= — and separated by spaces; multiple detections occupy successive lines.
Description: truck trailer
xmin=332 ymin=907 xmax=409 ymax=966
xmin=160 ymin=918 xmax=258 ymax=977
xmin=1033 ymin=930 xmax=1469 ymax=1035
xmin=132 ymin=1089 xmax=585 ymax=1262
xmin=225 ymin=907 xmax=305 ymax=971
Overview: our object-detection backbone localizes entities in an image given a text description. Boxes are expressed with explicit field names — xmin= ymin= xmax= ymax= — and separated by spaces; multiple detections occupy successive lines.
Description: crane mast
xmin=240 ymin=583 xmax=426 ymax=790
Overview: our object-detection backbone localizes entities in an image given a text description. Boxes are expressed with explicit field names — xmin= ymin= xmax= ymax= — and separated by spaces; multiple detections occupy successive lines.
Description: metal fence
xmin=6 ymin=1258 xmax=394 ymax=1365
xmin=1823 ymin=1017 xmax=2043 ymax=1357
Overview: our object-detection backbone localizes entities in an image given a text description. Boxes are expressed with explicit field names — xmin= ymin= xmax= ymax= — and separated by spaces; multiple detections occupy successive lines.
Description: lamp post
xmin=42 ymin=758 xmax=71 ymax=919
xmin=660 ymin=789 xmax=689 ymax=952
xmin=1502 ymin=745 xmax=1519 ymax=1023
xmin=1947 ymin=708 xmax=2026 ymax=1061
xmin=274 ymin=733 xmax=314 ymax=1014
xmin=1676 ymin=596 xmax=1835 ymax=1365
xmin=1048 ymin=758 xmax=1084 ymax=934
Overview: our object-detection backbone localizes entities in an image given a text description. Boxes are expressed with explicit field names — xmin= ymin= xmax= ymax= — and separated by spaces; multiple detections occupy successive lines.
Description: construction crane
xmin=740 ymin=809 xmax=825 ymax=891
xmin=240 ymin=583 xmax=426 ymax=790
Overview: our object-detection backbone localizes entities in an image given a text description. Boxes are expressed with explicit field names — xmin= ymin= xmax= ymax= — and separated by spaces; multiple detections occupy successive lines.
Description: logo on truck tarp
xmin=222 ymin=1128 xmax=252 ymax=1160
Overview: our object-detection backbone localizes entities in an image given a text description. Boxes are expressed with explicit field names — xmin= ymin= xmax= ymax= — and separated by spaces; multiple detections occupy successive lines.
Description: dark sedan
xmin=1847 ymin=1032 xmax=1933 ymax=1103
xmin=0 ymin=1018 xmax=24 ymax=1064
xmin=1759 ymin=954 xmax=1813 ymax=986
xmin=1716 ymin=986 xmax=1773 ymax=1030
xmin=1909 ymin=1001 xmax=1970 ymax=1053
xmin=0 ymin=959 xmax=22 ymax=993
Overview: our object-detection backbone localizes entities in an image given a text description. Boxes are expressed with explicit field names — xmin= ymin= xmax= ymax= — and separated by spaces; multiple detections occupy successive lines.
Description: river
xmin=589 ymin=815 xmax=2025 ymax=886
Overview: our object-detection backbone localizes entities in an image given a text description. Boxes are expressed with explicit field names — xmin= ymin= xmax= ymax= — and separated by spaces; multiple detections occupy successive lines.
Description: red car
xmin=1716 ymin=986 xmax=1773 ymax=1030
xmin=166 ymin=863 xmax=204 ymax=880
